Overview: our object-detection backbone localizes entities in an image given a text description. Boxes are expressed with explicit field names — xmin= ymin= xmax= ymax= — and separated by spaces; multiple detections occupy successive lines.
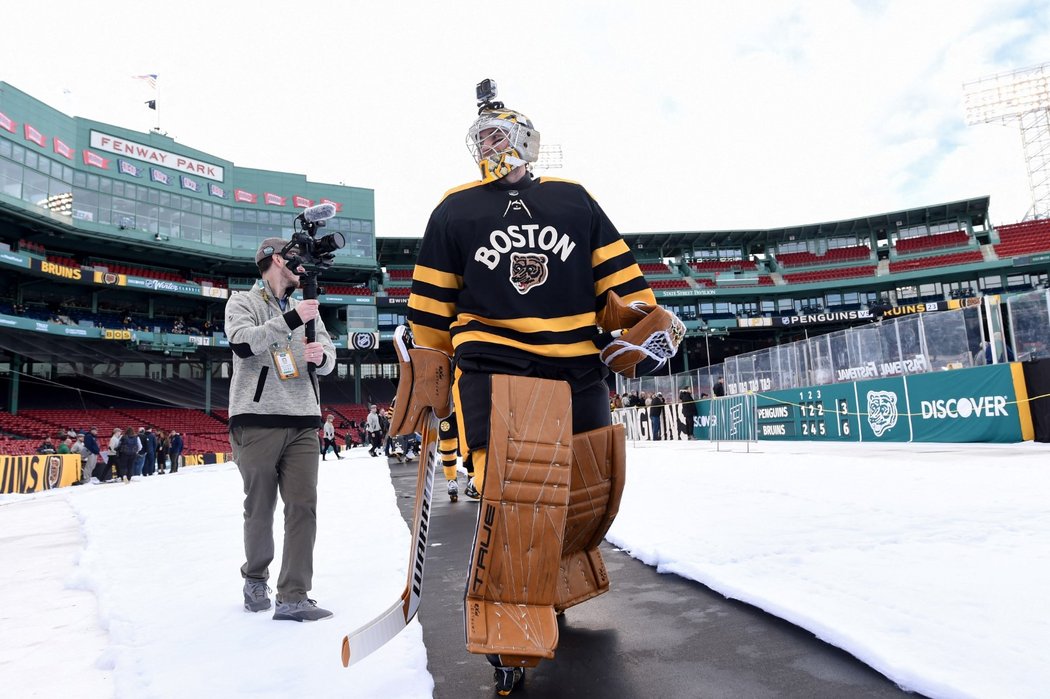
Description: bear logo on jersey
xmin=509 ymin=252 xmax=548 ymax=294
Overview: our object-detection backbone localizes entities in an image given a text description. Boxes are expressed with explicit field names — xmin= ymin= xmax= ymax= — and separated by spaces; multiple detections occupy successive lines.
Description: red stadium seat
xmin=689 ymin=260 xmax=757 ymax=273
xmin=776 ymin=246 xmax=871 ymax=268
xmin=639 ymin=262 xmax=673 ymax=274
xmin=993 ymin=219 xmax=1050 ymax=258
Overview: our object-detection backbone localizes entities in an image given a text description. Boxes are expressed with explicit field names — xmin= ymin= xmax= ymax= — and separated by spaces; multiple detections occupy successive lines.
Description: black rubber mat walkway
xmin=388 ymin=458 xmax=923 ymax=698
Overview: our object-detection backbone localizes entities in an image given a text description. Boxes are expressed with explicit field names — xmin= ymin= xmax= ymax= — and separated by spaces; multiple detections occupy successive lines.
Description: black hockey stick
xmin=341 ymin=339 xmax=440 ymax=667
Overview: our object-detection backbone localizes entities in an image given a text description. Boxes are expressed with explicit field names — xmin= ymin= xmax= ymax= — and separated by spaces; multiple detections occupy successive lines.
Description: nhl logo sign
xmin=46 ymin=455 xmax=63 ymax=489
xmin=351 ymin=332 xmax=377 ymax=351
xmin=104 ymin=273 xmax=118 ymax=284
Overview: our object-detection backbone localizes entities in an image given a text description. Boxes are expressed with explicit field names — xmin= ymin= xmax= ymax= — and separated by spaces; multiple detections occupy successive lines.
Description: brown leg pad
xmin=464 ymin=375 xmax=573 ymax=662
xmin=554 ymin=423 xmax=626 ymax=613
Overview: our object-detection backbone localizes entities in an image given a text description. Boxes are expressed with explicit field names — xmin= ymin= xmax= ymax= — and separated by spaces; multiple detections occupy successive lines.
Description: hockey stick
xmin=341 ymin=408 xmax=438 ymax=667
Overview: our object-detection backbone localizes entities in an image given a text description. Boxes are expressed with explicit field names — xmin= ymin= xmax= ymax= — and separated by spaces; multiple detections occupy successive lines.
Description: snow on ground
xmin=608 ymin=439 xmax=1050 ymax=699
xmin=2 ymin=439 xmax=1048 ymax=699
xmin=0 ymin=447 xmax=432 ymax=699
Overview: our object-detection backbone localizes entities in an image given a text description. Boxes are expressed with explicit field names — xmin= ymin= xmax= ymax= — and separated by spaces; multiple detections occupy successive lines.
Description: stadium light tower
xmin=536 ymin=143 xmax=563 ymax=171
xmin=964 ymin=62 xmax=1050 ymax=221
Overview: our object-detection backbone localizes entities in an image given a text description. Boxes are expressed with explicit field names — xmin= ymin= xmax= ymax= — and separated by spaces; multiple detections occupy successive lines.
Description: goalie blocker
xmin=465 ymin=374 xmax=626 ymax=668
xmin=389 ymin=327 xmax=453 ymax=435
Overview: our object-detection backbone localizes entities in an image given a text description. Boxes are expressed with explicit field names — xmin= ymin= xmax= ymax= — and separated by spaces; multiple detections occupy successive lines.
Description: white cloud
xmin=2 ymin=0 xmax=1047 ymax=236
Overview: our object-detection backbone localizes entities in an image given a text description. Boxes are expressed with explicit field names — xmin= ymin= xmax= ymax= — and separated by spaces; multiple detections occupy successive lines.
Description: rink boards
xmin=614 ymin=363 xmax=1034 ymax=444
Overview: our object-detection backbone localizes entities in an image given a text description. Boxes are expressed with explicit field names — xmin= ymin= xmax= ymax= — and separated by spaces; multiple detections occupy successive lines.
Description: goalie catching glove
xmin=594 ymin=291 xmax=685 ymax=378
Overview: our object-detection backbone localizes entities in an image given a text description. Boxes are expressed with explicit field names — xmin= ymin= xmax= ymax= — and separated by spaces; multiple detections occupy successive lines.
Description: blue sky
xmin=2 ymin=0 xmax=1048 ymax=237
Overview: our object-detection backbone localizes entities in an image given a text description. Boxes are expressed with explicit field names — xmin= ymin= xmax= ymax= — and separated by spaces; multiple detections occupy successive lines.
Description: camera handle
xmin=300 ymin=270 xmax=319 ymax=375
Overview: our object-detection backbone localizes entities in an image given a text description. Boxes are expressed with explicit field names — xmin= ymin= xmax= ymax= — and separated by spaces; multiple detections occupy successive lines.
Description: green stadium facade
xmin=2 ymin=79 xmax=1050 ymax=458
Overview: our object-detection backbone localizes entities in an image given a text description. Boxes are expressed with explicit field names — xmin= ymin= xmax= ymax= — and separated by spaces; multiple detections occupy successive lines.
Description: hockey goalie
xmin=395 ymin=78 xmax=685 ymax=695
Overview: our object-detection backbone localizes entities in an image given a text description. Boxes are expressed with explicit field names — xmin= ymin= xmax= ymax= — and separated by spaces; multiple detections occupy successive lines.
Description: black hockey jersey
xmin=407 ymin=175 xmax=656 ymax=369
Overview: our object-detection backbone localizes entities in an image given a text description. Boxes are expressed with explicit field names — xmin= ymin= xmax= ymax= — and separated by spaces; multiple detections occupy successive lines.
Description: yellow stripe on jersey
xmin=538 ymin=176 xmax=594 ymax=200
xmin=620 ymin=288 xmax=658 ymax=306
xmin=440 ymin=180 xmax=486 ymax=203
xmin=592 ymin=239 xmax=630 ymax=267
xmin=452 ymin=330 xmax=599 ymax=358
xmin=407 ymin=294 xmax=456 ymax=318
xmin=412 ymin=265 xmax=462 ymax=290
xmin=410 ymin=324 xmax=454 ymax=356
xmin=452 ymin=311 xmax=598 ymax=334
xmin=594 ymin=264 xmax=645 ymax=296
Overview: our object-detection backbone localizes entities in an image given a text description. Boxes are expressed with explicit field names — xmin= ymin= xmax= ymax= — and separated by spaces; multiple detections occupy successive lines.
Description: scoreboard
xmin=725 ymin=364 xmax=1029 ymax=444
xmin=754 ymin=384 xmax=860 ymax=441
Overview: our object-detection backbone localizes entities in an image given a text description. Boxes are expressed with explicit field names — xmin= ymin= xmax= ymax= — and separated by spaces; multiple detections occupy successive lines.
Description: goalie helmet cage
xmin=709 ymin=393 xmax=759 ymax=452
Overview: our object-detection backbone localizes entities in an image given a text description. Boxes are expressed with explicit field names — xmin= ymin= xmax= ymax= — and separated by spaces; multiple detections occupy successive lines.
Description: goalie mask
xmin=466 ymin=107 xmax=541 ymax=183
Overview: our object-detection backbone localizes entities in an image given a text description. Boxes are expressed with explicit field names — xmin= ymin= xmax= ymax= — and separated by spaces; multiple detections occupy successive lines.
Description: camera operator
xmin=226 ymin=236 xmax=336 ymax=623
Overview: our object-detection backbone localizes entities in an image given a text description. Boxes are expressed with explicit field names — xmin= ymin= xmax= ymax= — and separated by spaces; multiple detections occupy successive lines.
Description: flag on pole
xmin=133 ymin=74 xmax=158 ymax=89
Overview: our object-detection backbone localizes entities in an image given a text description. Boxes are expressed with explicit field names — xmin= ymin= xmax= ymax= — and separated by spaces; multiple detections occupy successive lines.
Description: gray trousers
xmin=230 ymin=425 xmax=320 ymax=602
xmin=83 ymin=453 xmax=97 ymax=482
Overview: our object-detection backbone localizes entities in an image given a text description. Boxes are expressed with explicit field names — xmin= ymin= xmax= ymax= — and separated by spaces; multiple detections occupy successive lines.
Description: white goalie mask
xmin=466 ymin=107 xmax=541 ymax=183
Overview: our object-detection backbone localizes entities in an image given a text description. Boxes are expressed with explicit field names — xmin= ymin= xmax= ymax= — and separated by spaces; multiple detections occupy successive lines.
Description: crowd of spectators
xmin=36 ymin=425 xmax=184 ymax=484
xmin=2 ymin=299 xmax=223 ymax=335
xmin=319 ymin=405 xmax=420 ymax=461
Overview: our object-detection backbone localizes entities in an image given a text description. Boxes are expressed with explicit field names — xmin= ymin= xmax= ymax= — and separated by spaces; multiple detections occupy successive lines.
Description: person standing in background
xmin=82 ymin=426 xmax=101 ymax=484
xmin=143 ymin=427 xmax=158 ymax=476
xmin=678 ymin=388 xmax=698 ymax=440
xmin=37 ymin=436 xmax=56 ymax=454
xmin=133 ymin=428 xmax=147 ymax=478
xmin=156 ymin=429 xmax=169 ymax=474
xmin=116 ymin=427 xmax=141 ymax=483
xmin=365 ymin=405 xmax=382 ymax=457
xmin=169 ymin=431 xmax=183 ymax=473
xmin=69 ymin=434 xmax=86 ymax=484
xmin=649 ymin=392 xmax=666 ymax=440
xmin=322 ymin=415 xmax=342 ymax=460
xmin=107 ymin=428 xmax=123 ymax=476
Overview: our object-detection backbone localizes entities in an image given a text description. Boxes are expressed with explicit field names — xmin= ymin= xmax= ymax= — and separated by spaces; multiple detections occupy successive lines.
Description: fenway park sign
xmin=90 ymin=131 xmax=224 ymax=181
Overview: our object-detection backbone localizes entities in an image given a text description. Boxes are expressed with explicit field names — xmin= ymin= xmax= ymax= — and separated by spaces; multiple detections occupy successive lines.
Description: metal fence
xmin=615 ymin=291 xmax=1050 ymax=403
xmin=709 ymin=394 xmax=758 ymax=449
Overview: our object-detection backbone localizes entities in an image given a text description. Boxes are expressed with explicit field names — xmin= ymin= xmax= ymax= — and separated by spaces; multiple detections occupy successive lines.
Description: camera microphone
xmin=299 ymin=203 xmax=337 ymax=223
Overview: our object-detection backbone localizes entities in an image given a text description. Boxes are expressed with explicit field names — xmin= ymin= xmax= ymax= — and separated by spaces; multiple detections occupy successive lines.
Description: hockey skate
xmin=447 ymin=478 xmax=459 ymax=502
xmin=491 ymin=662 xmax=524 ymax=695
xmin=464 ymin=477 xmax=480 ymax=500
